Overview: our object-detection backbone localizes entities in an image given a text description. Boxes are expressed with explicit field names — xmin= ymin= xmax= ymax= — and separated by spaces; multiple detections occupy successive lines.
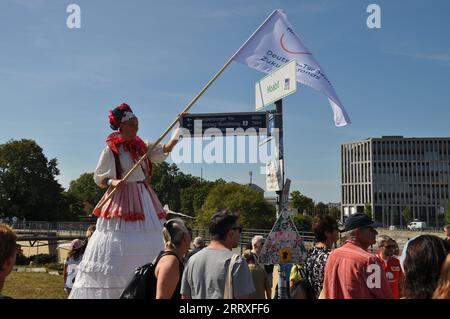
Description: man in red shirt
xmin=321 ymin=213 xmax=393 ymax=299
xmin=376 ymin=235 xmax=404 ymax=299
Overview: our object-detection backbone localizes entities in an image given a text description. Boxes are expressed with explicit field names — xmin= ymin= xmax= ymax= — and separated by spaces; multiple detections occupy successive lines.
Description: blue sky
xmin=1 ymin=0 xmax=449 ymax=204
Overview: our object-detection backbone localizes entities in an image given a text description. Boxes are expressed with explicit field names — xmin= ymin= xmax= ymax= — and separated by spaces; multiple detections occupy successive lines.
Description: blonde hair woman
xmin=155 ymin=218 xmax=191 ymax=299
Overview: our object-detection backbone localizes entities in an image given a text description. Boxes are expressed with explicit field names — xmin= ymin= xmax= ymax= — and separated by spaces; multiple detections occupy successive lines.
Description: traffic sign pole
xmin=273 ymin=98 xmax=289 ymax=299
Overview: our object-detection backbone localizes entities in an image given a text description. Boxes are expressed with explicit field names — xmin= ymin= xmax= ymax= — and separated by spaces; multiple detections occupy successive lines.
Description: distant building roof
xmin=229 ymin=181 xmax=265 ymax=193
xmin=246 ymin=183 xmax=264 ymax=193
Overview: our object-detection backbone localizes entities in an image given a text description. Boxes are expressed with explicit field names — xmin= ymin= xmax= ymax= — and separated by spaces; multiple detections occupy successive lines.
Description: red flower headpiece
xmin=108 ymin=103 xmax=135 ymax=130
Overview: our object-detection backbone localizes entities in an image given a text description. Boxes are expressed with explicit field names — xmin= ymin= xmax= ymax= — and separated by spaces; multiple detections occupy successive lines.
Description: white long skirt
xmin=69 ymin=184 xmax=165 ymax=299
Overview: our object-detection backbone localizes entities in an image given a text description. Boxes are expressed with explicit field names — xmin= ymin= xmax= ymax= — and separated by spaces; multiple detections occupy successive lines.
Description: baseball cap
xmin=71 ymin=239 xmax=83 ymax=250
xmin=341 ymin=212 xmax=383 ymax=232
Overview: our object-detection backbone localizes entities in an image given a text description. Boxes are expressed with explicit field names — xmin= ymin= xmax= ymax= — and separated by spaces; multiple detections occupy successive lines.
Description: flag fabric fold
xmin=232 ymin=9 xmax=350 ymax=127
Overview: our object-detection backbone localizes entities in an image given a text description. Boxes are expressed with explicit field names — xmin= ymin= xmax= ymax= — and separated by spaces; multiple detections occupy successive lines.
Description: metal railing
xmin=11 ymin=221 xmax=316 ymax=247
xmin=378 ymin=226 xmax=444 ymax=233
xmin=6 ymin=221 xmax=92 ymax=231
xmin=8 ymin=221 xmax=92 ymax=240
xmin=191 ymin=227 xmax=315 ymax=252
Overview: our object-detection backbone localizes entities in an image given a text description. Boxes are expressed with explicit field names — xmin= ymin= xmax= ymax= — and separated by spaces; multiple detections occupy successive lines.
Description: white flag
xmin=232 ymin=9 xmax=350 ymax=127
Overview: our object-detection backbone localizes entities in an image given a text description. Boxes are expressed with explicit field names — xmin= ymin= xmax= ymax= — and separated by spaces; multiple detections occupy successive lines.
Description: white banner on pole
xmin=266 ymin=159 xmax=282 ymax=192
xmin=233 ymin=9 xmax=350 ymax=127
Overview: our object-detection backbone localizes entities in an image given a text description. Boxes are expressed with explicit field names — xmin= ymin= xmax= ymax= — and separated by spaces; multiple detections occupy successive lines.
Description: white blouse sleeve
xmin=146 ymin=141 xmax=168 ymax=164
xmin=93 ymin=146 xmax=116 ymax=187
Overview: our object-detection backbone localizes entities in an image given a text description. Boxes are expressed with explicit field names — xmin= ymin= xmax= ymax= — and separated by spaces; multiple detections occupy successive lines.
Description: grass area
xmin=3 ymin=272 xmax=67 ymax=299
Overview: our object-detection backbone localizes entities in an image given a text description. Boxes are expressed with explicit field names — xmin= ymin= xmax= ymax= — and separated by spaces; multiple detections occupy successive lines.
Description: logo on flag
xmin=232 ymin=9 xmax=351 ymax=127
xmin=280 ymin=28 xmax=311 ymax=55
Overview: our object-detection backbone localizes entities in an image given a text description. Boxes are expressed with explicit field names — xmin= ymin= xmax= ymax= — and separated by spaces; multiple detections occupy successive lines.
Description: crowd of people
xmin=2 ymin=212 xmax=450 ymax=299
xmin=1 ymin=103 xmax=450 ymax=300
xmin=286 ymin=213 xmax=450 ymax=299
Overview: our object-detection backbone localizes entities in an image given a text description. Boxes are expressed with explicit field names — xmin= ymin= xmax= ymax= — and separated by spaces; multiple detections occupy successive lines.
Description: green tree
xmin=180 ymin=182 xmax=216 ymax=217
xmin=67 ymin=173 xmax=104 ymax=216
xmin=402 ymin=207 xmax=411 ymax=225
xmin=364 ymin=203 xmax=372 ymax=218
xmin=314 ymin=202 xmax=328 ymax=215
xmin=150 ymin=161 xmax=223 ymax=216
xmin=150 ymin=162 xmax=186 ymax=211
xmin=328 ymin=207 xmax=341 ymax=221
xmin=59 ymin=192 xmax=84 ymax=221
xmin=196 ymin=183 xmax=275 ymax=229
xmin=291 ymin=191 xmax=314 ymax=215
xmin=291 ymin=214 xmax=313 ymax=232
xmin=0 ymin=139 xmax=73 ymax=221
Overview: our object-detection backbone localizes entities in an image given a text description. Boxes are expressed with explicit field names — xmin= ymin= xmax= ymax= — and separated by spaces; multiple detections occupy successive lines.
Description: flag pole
xmin=96 ymin=9 xmax=279 ymax=210
xmin=96 ymin=58 xmax=235 ymax=209
xmin=229 ymin=9 xmax=278 ymax=60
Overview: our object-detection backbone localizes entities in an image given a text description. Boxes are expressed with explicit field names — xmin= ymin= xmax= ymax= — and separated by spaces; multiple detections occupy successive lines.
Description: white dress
xmin=69 ymin=141 xmax=167 ymax=299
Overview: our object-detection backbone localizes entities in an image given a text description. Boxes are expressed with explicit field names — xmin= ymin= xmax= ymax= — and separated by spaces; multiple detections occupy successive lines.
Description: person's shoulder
xmin=101 ymin=145 xmax=115 ymax=156
xmin=186 ymin=247 xmax=210 ymax=264
xmin=388 ymin=256 xmax=402 ymax=267
xmin=233 ymin=254 xmax=250 ymax=269
xmin=159 ymin=253 xmax=179 ymax=264
xmin=330 ymin=242 xmax=373 ymax=261
xmin=158 ymin=253 xmax=181 ymax=271
xmin=327 ymin=244 xmax=346 ymax=257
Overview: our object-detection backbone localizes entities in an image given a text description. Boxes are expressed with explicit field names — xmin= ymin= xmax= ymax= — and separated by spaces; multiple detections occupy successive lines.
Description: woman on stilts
xmin=70 ymin=103 xmax=180 ymax=299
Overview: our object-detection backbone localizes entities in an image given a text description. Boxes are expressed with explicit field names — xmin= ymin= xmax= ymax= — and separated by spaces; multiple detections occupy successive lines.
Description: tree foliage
xmin=328 ymin=207 xmax=341 ymax=221
xmin=150 ymin=162 xmax=224 ymax=216
xmin=67 ymin=173 xmax=104 ymax=216
xmin=291 ymin=214 xmax=313 ymax=232
xmin=0 ymin=139 xmax=76 ymax=221
xmin=402 ymin=207 xmax=411 ymax=225
xmin=290 ymin=191 xmax=314 ymax=215
xmin=314 ymin=202 xmax=328 ymax=215
xmin=364 ymin=203 xmax=372 ymax=218
xmin=196 ymin=183 xmax=275 ymax=229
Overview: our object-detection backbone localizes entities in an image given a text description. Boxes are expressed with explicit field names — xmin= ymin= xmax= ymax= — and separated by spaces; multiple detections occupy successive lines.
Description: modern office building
xmin=341 ymin=136 xmax=450 ymax=227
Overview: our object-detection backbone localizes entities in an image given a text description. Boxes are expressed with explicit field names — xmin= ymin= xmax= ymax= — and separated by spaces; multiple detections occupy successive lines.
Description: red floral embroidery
xmin=106 ymin=132 xmax=147 ymax=159
xmin=106 ymin=132 xmax=152 ymax=176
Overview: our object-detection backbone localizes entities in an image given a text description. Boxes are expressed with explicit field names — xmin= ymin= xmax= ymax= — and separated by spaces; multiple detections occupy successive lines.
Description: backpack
xmin=290 ymin=263 xmax=306 ymax=285
xmin=119 ymin=251 xmax=181 ymax=299
xmin=290 ymin=277 xmax=315 ymax=299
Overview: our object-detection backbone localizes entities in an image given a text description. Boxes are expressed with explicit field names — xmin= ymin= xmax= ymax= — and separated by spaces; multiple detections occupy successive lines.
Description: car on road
xmin=407 ymin=221 xmax=426 ymax=231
